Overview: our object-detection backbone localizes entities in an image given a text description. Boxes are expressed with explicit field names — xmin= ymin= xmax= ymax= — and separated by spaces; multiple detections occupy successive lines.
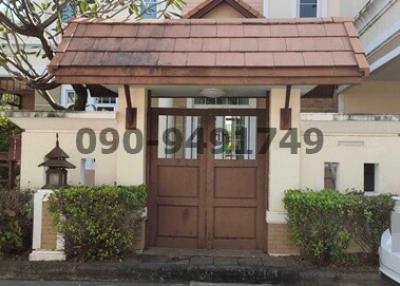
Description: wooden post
xmin=280 ymin=85 xmax=292 ymax=130
xmin=124 ymin=85 xmax=137 ymax=130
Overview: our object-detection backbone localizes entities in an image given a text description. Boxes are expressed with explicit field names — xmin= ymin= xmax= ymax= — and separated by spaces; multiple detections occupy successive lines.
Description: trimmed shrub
xmin=49 ymin=185 xmax=147 ymax=260
xmin=0 ymin=189 xmax=32 ymax=256
xmin=284 ymin=189 xmax=393 ymax=265
xmin=349 ymin=194 xmax=393 ymax=263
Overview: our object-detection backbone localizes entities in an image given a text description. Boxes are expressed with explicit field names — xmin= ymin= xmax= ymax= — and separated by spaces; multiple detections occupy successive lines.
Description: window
xmin=364 ymin=163 xmax=377 ymax=192
xmin=97 ymin=97 xmax=116 ymax=104
xmin=214 ymin=116 xmax=257 ymax=160
xmin=299 ymin=0 xmax=317 ymax=17
xmin=324 ymin=162 xmax=338 ymax=190
xmin=61 ymin=3 xmax=74 ymax=23
xmin=81 ymin=158 xmax=95 ymax=187
xmin=141 ymin=0 xmax=157 ymax=19
xmin=193 ymin=97 xmax=249 ymax=105
xmin=63 ymin=90 xmax=76 ymax=109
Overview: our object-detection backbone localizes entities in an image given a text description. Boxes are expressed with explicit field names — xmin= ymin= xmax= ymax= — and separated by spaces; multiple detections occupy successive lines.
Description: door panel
xmin=149 ymin=108 xmax=266 ymax=250
xmin=214 ymin=207 xmax=256 ymax=238
xmin=157 ymin=166 xmax=199 ymax=198
xmin=214 ymin=167 xmax=257 ymax=199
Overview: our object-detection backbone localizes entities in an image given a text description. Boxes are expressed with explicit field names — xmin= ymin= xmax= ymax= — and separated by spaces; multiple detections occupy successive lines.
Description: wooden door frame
xmin=145 ymin=96 xmax=270 ymax=251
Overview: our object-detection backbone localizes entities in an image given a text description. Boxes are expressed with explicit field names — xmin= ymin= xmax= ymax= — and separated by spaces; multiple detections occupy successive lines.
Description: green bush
xmin=0 ymin=116 xmax=21 ymax=152
xmin=349 ymin=194 xmax=393 ymax=263
xmin=0 ymin=189 xmax=32 ymax=256
xmin=284 ymin=189 xmax=393 ymax=265
xmin=49 ymin=185 xmax=147 ymax=260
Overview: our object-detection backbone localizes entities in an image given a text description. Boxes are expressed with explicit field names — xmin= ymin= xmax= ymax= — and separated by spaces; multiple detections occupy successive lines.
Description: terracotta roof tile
xmin=217 ymin=25 xmax=244 ymax=37
xmin=190 ymin=25 xmax=217 ymax=37
xmin=230 ymin=38 xmax=258 ymax=51
xmin=286 ymin=38 xmax=315 ymax=51
xmin=110 ymin=25 xmax=138 ymax=37
xmin=59 ymin=51 xmax=77 ymax=65
xmin=119 ymin=38 xmax=148 ymax=51
xmin=297 ymin=24 xmax=326 ymax=37
xmin=349 ymin=38 xmax=364 ymax=53
xmin=158 ymin=52 xmax=188 ymax=66
xmin=331 ymin=52 xmax=356 ymax=66
xmin=146 ymin=38 xmax=175 ymax=51
xmin=84 ymin=24 xmax=114 ymax=37
xmin=72 ymin=52 xmax=94 ymax=66
xmin=243 ymin=25 xmax=270 ymax=37
xmin=187 ymin=52 xmax=216 ymax=66
xmin=202 ymin=38 xmax=230 ymax=51
xmin=93 ymin=38 xmax=122 ymax=51
xmin=49 ymin=18 xmax=370 ymax=83
xmin=175 ymin=38 xmax=203 ymax=51
xmin=273 ymin=52 xmax=304 ymax=66
xmin=270 ymin=25 xmax=298 ymax=37
xmin=164 ymin=25 xmax=191 ymax=37
xmin=258 ymin=38 xmax=286 ymax=51
xmin=137 ymin=25 xmax=165 ymax=37
xmin=74 ymin=24 xmax=88 ymax=37
xmin=127 ymin=52 xmax=159 ymax=66
xmin=118 ymin=38 xmax=147 ymax=51
xmin=244 ymin=52 xmax=273 ymax=66
xmin=303 ymin=52 xmax=333 ymax=66
xmin=324 ymin=23 xmax=347 ymax=36
xmin=341 ymin=38 xmax=352 ymax=50
xmin=344 ymin=22 xmax=359 ymax=37
xmin=314 ymin=37 xmax=346 ymax=51
xmin=63 ymin=22 xmax=78 ymax=37
xmin=355 ymin=54 xmax=370 ymax=74
xmin=67 ymin=38 xmax=93 ymax=50
xmin=215 ymin=52 xmax=245 ymax=66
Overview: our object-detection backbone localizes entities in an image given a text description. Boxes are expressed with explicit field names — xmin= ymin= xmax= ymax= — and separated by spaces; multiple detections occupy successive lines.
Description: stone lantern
xmin=38 ymin=134 xmax=75 ymax=188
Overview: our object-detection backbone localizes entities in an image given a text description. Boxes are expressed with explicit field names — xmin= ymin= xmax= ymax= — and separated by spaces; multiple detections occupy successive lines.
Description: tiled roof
xmin=49 ymin=18 xmax=369 ymax=85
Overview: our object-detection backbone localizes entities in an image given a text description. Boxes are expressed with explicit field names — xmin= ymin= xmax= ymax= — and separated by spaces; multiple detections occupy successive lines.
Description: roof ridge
xmin=70 ymin=17 xmax=355 ymax=25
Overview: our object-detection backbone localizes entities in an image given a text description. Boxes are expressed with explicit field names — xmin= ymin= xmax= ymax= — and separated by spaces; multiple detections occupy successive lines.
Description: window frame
xmin=324 ymin=162 xmax=338 ymax=190
xmin=298 ymin=0 xmax=318 ymax=18
xmin=364 ymin=163 xmax=378 ymax=193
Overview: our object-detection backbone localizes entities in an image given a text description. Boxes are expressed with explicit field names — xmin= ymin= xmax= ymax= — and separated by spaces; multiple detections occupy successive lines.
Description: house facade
xmin=4 ymin=0 xmax=400 ymax=256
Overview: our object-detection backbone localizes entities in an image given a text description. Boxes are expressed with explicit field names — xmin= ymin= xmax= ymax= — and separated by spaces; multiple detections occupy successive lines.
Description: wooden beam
xmin=280 ymin=85 xmax=292 ymax=130
xmin=124 ymin=85 xmax=137 ymax=130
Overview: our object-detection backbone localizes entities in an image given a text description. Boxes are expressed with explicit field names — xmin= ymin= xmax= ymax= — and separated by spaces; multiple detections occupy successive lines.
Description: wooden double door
xmin=148 ymin=108 xmax=267 ymax=250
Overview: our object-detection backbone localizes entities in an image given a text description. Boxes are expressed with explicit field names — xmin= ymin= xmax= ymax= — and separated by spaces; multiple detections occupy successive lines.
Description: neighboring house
xmin=6 ymin=0 xmax=400 ymax=256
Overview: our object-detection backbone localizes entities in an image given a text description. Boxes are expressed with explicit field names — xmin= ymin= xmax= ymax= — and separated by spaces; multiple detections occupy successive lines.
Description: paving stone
xmin=262 ymin=256 xmax=287 ymax=267
xmin=167 ymin=257 xmax=190 ymax=265
xmin=189 ymin=256 xmax=214 ymax=266
xmin=213 ymin=257 xmax=239 ymax=266
xmin=138 ymin=255 xmax=169 ymax=264
xmin=237 ymin=257 xmax=263 ymax=266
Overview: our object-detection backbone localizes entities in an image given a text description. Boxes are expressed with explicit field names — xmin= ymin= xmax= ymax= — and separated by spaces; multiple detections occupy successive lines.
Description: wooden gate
xmin=148 ymin=108 xmax=267 ymax=250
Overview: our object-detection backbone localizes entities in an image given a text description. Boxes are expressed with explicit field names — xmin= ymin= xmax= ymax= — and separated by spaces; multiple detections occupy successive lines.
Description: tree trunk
xmin=72 ymin=84 xmax=88 ymax=111
xmin=38 ymin=91 xmax=66 ymax=111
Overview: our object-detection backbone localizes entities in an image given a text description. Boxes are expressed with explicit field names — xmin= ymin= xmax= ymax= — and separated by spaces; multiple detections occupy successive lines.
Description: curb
xmin=0 ymin=260 xmax=384 ymax=285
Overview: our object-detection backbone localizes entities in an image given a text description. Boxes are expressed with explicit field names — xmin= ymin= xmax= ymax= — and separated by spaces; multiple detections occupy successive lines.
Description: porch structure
xmin=29 ymin=17 xmax=370 ymax=253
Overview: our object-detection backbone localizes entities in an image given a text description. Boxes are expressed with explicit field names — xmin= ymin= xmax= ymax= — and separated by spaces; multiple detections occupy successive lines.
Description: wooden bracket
xmin=280 ymin=85 xmax=292 ymax=130
xmin=124 ymin=85 xmax=137 ymax=130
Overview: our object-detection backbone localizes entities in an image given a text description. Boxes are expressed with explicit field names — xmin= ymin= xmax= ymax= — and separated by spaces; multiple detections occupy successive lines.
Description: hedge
xmin=0 ymin=189 xmax=32 ymax=256
xmin=49 ymin=185 xmax=147 ymax=260
xmin=284 ymin=189 xmax=393 ymax=265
